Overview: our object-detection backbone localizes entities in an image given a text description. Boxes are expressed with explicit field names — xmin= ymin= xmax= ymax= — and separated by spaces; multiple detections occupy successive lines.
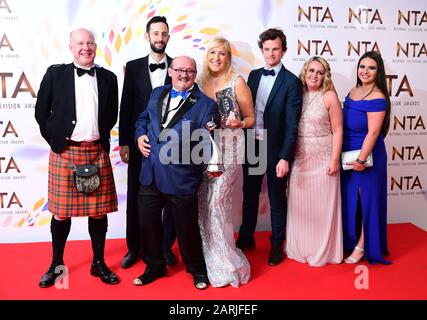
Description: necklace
xmin=361 ymin=85 xmax=375 ymax=100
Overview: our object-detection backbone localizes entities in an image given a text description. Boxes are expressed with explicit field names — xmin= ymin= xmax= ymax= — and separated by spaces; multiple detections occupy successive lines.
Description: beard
xmin=150 ymin=41 xmax=167 ymax=54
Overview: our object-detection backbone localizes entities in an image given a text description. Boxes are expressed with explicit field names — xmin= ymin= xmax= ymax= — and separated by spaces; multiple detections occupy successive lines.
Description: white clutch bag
xmin=341 ymin=150 xmax=373 ymax=170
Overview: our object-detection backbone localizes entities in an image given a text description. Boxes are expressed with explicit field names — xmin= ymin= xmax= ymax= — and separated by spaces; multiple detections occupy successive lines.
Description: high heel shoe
xmin=344 ymin=246 xmax=364 ymax=264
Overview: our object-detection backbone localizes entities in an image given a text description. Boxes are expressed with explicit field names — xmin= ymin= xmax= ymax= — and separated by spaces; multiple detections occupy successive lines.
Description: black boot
xmin=88 ymin=216 xmax=119 ymax=285
xmin=39 ymin=217 xmax=71 ymax=288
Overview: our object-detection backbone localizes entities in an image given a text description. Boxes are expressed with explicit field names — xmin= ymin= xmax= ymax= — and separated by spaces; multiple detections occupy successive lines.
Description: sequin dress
xmin=198 ymin=75 xmax=251 ymax=287
xmin=286 ymin=91 xmax=343 ymax=266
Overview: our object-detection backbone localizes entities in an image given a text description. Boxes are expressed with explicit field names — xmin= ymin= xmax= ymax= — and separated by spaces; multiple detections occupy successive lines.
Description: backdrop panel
xmin=0 ymin=0 xmax=426 ymax=242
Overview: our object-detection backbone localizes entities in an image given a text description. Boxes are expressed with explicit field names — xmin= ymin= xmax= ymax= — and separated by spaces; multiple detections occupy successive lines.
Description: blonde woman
xmin=286 ymin=56 xmax=344 ymax=266
xmin=197 ymin=37 xmax=254 ymax=287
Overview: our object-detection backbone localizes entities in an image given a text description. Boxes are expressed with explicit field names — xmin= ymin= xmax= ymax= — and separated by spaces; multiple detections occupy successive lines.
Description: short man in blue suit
xmin=236 ymin=28 xmax=303 ymax=265
xmin=133 ymin=56 xmax=220 ymax=289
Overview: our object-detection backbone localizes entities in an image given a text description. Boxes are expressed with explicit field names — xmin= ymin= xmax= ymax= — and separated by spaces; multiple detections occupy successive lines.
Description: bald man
xmin=133 ymin=56 xmax=220 ymax=289
xmin=35 ymin=28 xmax=119 ymax=287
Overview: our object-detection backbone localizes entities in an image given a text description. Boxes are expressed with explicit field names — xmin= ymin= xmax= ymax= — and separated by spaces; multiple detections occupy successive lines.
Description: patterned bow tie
xmin=149 ymin=62 xmax=166 ymax=72
xmin=262 ymin=68 xmax=275 ymax=76
xmin=170 ymin=88 xmax=190 ymax=99
xmin=76 ymin=66 xmax=96 ymax=77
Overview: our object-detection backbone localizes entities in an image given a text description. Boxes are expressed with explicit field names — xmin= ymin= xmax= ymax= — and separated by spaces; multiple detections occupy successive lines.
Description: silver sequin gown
xmin=198 ymin=75 xmax=251 ymax=287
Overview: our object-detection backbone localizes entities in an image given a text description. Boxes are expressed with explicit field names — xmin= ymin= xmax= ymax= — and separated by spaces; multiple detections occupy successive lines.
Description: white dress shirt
xmin=71 ymin=63 xmax=100 ymax=141
xmin=253 ymin=63 xmax=283 ymax=140
xmin=161 ymin=85 xmax=194 ymax=128
xmin=148 ymin=55 xmax=168 ymax=89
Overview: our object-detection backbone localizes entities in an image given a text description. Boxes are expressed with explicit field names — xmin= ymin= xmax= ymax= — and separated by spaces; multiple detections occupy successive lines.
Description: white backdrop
xmin=0 ymin=0 xmax=426 ymax=243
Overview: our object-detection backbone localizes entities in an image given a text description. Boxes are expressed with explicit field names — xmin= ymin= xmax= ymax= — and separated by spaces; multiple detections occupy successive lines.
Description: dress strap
xmin=230 ymin=74 xmax=238 ymax=89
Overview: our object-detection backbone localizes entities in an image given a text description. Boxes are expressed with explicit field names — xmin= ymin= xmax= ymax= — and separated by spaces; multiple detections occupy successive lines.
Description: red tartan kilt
xmin=48 ymin=143 xmax=118 ymax=217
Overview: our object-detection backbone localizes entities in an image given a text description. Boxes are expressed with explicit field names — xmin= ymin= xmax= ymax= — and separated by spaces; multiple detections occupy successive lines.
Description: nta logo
xmin=0 ymin=72 xmax=36 ymax=98
xmin=0 ymin=120 xmax=18 ymax=138
xmin=391 ymin=176 xmax=422 ymax=191
xmin=298 ymin=40 xmax=333 ymax=56
xmin=393 ymin=116 xmax=425 ymax=131
xmin=347 ymin=41 xmax=381 ymax=56
xmin=0 ymin=192 xmax=23 ymax=208
xmin=396 ymin=42 xmax=427 ymax=58
xmin=385 ymin=75 xmax=413 ymax=97
xmin=298 ymin=6 xmax=334 ymax=23
xmin=0 ymin=156 xmax=21 ymax=173
xmin=348 ymin=7 xmax=383 ymax=24
xmin=0 ymin=0 xmax=11 ymax=13
xmin=392 ymin=146 xmax=424 ymax=161
xmin=397 ymin=10 xmax=427 ymax=26
xmin=0 ymin=33 xmax=13 ymax=51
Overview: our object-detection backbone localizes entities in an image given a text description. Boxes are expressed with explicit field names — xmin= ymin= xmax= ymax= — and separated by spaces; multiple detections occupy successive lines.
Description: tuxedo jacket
xmin=247 ymin=65 xmax=303 ymax=166
xmin=135 ymin=84 xmax=220 ymax=196
xmin=119 ymin=55 xmax=173 ymax=147
xmin=35 ymin=63 xmax=118 ymax=154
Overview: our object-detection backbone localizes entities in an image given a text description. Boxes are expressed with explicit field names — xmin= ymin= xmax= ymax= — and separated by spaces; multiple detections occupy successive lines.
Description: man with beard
xmin=119 ymin=16 xmax=176 ymax=269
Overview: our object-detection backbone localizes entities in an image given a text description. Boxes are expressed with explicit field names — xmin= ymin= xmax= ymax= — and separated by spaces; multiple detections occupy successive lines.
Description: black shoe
xmin=193 ymin=272 xmax=209 ymax=290
xmin=39 ymin=263 xmax=66 ymax=288
xmin=133 ymin=266 xmax=167 ymax=286
xmin=90 ymin=261 xmax=120 ymax=285
xmin=268 ymin=245 xmax=284 ymax=266
xmin=236 ymin=238 xmax=255 ymax=251
xmin=163 ymin=248 xmax=177 ymax=267
xmin=121 ymin=251 xmax=139 ymax=269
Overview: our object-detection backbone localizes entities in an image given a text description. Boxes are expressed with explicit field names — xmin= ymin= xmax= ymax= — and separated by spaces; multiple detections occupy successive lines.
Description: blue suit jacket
xmin=135 ymin=84 xmax=220 ymax=195
xmin=247 ymin=65 xmax=303 ymax=166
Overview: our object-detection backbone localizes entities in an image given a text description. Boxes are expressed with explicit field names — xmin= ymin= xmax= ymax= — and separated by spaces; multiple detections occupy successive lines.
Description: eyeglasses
xmin=171 ymin=68 xmax=196 ymax=76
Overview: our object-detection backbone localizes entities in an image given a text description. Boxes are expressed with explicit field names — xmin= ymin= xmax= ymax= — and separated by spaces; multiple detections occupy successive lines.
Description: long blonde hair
xmin=199 ymin=36 xmax=234 ymax=89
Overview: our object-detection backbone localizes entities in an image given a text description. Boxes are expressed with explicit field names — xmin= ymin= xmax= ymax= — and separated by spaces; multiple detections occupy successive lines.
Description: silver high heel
xmin=344 ymin=246 xmax=364 ymax=264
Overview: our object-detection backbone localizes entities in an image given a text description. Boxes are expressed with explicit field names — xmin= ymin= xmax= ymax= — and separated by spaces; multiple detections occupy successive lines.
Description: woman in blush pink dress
xmin=286 ymin=56 xmax=343 ymax=266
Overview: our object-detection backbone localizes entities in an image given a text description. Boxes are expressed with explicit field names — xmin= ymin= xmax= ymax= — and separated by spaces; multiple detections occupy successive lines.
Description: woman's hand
xmin=225 ymin=111 xmax=243 ymax=128
xmin=350 ymin=160 xmax=366 ymax=171
xmin=327 ymin=160 xmax=340 ymax=175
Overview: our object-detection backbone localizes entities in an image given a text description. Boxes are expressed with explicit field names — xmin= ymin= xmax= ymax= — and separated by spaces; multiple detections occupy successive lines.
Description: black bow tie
xmin=149 ymin=62 xmax=166 ymax=72
xmin=262 ymin=68 xmax=275 ymax=76
xmin=76 ymin=66 xmax=96 ymax=77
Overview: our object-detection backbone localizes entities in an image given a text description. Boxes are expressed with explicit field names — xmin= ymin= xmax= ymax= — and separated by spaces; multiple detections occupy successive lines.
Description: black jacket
xmin=118 ymin=55 xmax=172 ymax=146
xmin=35 ymin=63 xmax=118 ymax=153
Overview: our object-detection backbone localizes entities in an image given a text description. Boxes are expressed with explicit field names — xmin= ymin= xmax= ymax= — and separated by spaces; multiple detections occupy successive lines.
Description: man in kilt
xmin=35 ymin=28 xmax=119 ymax=287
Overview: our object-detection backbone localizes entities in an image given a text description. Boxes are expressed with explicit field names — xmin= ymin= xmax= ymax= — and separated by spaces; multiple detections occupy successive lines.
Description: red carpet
xmin=1 ymin=223 xmax=426 ymax=300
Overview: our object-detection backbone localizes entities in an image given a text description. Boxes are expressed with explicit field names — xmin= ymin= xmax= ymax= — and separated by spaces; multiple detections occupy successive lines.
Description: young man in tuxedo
xmin=236 ymin=28 xmax=303 ymax=266
xmin=35 ymin=28 xmax=119 ymax=287
xmin=133 ymin=56 xmax=220 ymax=289
xmin=119 ymin=16 xmax=177 ymax=269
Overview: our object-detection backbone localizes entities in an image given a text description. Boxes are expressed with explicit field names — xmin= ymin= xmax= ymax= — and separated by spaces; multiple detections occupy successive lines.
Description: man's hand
xmin=276 ymin=159 xmax=289 ymax=178
xmin=119 ymin=145 xmax=129 ymax=163
xmin=137 ymin=135 xmax=151 ymax=157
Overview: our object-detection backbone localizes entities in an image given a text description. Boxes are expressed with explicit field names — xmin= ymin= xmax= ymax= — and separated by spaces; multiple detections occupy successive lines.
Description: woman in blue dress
xmin=341 ymin=51 xmax=391 ymax=265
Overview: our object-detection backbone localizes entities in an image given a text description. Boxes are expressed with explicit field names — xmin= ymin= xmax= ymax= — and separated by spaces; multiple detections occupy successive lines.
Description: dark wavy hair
xmin=257 ymin=28 xmax=287 ymax=51
xmin=146 ymin=16 xmax=169 ymax=32
xmin=356 ymin=51 xmax=391 ymax=136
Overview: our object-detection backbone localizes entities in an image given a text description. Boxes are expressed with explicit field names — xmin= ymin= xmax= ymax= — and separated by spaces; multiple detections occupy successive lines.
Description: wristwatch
xmin=356 ymin=158 xmax=366 ymax=165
